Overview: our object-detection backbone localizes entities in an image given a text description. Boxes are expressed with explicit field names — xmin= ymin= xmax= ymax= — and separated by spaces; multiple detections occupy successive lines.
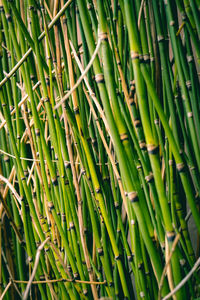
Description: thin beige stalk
xmin=62 ymin=20 xmax=98 ymax=299
xmin=70 ymin=42 xmax=128 ymax=214
xmin=0 ymin=281 xmax=12 ymax=300
xmin=158 ymin=234 xmax=181 ymax=300
xmin=54 ymin=37 xmax=102 ymax=110
xmin=162 ymin=257 xmax=200 ymax=300
xmin=23 ymin=237 xmax=50 ymax=300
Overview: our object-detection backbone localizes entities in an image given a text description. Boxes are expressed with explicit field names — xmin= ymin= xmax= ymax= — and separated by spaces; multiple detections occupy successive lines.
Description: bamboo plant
xmin=0 ymin=0 xmax=199 ymax=299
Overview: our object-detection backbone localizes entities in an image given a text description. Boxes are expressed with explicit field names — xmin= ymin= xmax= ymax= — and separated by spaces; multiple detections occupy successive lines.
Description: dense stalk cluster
xmin=0 ymin=0 xmax=199 ymax=299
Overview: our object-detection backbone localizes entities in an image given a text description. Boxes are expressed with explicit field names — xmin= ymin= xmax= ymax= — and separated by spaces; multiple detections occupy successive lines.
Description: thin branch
xmin=0 ymin=148 xmax=113 ymax=166
xmin=158 ymin=234 xmax=181 ymax=300
xmin=70 ymin=41 xmax=128 ymax=215
xmin=0 ymin=174 xmax=22 ymax=205
xmin=14 ymin=278 xmax=106 ymax=285
xmin=23 ymin=237 xmax=50 ymax=300
xmin=0 ymin=192 xmax=23 ymax=243
xmin=162 ymin=257 xmax=200 ymax=300
xmin=0 ymin=0 xmax=73 ymax=88
xmin=54 ymin=37 xmax=102 ymax=110
xmin=1 ymin=251 xmax=22 ymax=297
xmin=0 ymin=281 xmax=12 ymax=300
xmin=138 ymin=0 xmax=145 ymax=29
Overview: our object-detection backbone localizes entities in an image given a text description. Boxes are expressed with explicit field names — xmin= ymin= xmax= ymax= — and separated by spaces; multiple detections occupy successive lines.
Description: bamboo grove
xmin=0 ymin=0 xmax=199 ymax=299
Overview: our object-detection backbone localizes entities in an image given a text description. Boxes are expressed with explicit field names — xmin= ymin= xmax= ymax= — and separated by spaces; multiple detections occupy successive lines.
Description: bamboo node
xmin=176 ymin=162 xmax=185 ymax=173
xmin=128 ymin=191 xmax=138 ymax=203
xmin=35 ymin=128 xmax=40 ymax=136
xmin=30 ymin=74 xmax=35 ymax=81
xmin=145 ymin=173 xmax=153 ymax=183
xmin=65 ymin=162 xmax=70 ymax=169
xmin=186 ymin=80 xmax=192 ymax=89
xmin=139 ymin=54 xmax=144 ymax=62
xmin=95 ymin=74 xmax=104 ymax=83
xmin=67 ymin=265 xmax=72 ymax=271
xmin=157 ymin=35 xmax=164 ymax=42
xmin=187 ymin=112 xmax=193 ymax=118
xmin=134 ymin=119 xmax=141 ymax=128
xmin=187 ymin=55 xmax=193 ymax=63
xmin=180 ymin=259 xmax=185 ymax=266
xmin=120 ymin=133 xmax=129 ymax=141
xmin=114 ymin=202 xmax=119 ymax=209
xmin=24 ymin=169 xmax=29 ymax=177
xmin=115 ymin=254 xmax=121 ymax=261
xmin=139 ymin=141 xmax=146 ymax=150
xmin=128 ymin=255 xmax=133 ymax=262
xmin=5 ymin=14 xmax=12 ymax=22
xmin=74 ymin=106 xmax=79 ymax=115
xmin=97 ymin=247 xmax=104 ymax=256
xmin=91 ymin=138 xmax=97 ymax=144
xmin=130 ymin=80 xmax=135 ymax=86
xmin=43 ymin=97 xmax=49 ymax=103
xmin=52 ymin=177 xmax=58 ymax=186
xmin=73 ymin=272 xmax=79 ymax=279
xmin=95 ymin=187 xmax=101 ymax=194
xmin=166 ymin=231 xmax=175 ymax=241
xmin=138 ymin=262 xmax=143 ymax=270
xmin=28 ymin=256 xmax=33 ymax=263
xmin=40 ymin=4 xmax=44 ymax=11
xmin=87 ymin=3 xmax=92 ymax=10
xmin=143 ymin=54 xmax=150 ymax=63
xmin=62 ymin=214 xmax=66 ymax=222
xmin=182 ymin=94 xmax=186 ymax=100
xmin=39 ymin=276 xmax=45 ymax=281
xmin=98 ymin=32 xmax=108 ymax=41
xmin=131 ymin=51 xmax=139 ymax=60
xmin=4 ymin=156 xmax=10 ymax=162
xmin=47 ymin=202 xmax=54 ymax=210
xmin=69 ymin=222 xmax=75 ymax=230
xmin=140 ymin=292 xmax=145 ymax=298
xmin=83 ymin=289 xmax=88 ymax=295
xmin=147 ymin=144 xmax=159 ymax=155
xmin=45 ymin=77 xmax=50 ymax=86
xmin=10 ymin=105 xmax=14 ymax=112
xmin=108 ymin=281 xmax=113 ymax=287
